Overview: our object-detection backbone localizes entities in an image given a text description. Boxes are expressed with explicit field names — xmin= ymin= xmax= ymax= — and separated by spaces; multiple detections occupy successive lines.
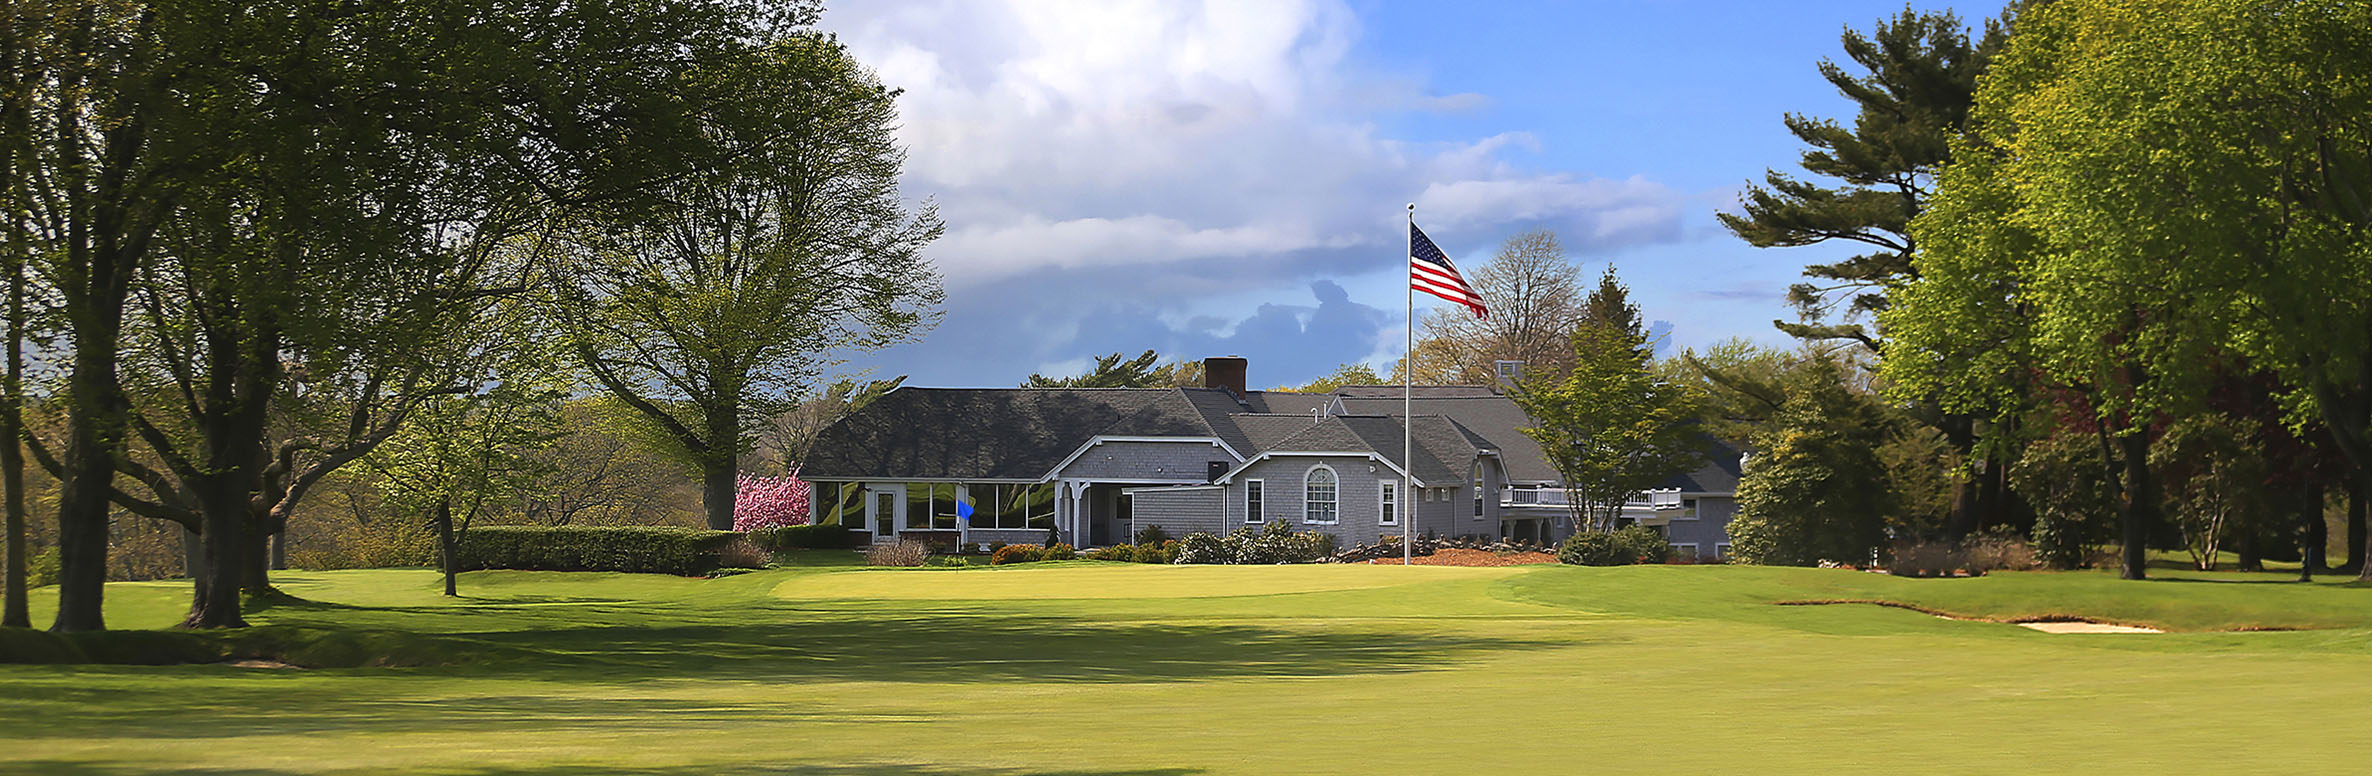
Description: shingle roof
xmin=1660 ymin=436 xmax=1743 ymax=494
xmin=805 ymin=382 xmax=1576 ymax=488
xmin=802 ymin=388 xmax=1220 ymax=480
xmin=1245 ymin=414 xmax=1483 ymax=486
xmin=1335 ymin=395 xmax=1557 ymax=483
xmin=1332 ymin=384 xmax=1504 ymax=399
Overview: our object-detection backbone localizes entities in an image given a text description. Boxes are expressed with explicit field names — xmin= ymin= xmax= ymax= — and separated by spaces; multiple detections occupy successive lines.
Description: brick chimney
xmin=1203 ymin=356 xmax=1247 ymax=398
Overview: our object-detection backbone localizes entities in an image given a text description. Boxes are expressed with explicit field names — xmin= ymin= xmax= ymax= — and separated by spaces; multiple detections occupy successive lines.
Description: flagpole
xmin=1403 ymin=203 xmax=1415 ymax=568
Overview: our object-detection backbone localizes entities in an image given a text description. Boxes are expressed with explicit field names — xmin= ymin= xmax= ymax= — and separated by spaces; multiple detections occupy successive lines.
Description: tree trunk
xmin=702 ymin=459 xmax=736 ymax=531
xmin=181 ymin=525 xmax=205 ymax=613
xmin=50 ymin=351 xmax=127 ymax=633
xmin=2115 ymin=430 xmax=2154 ymax=580
xmin=182 ymin=482 xmax=248 ymax=629
xmin=0 ymin=375 xmax=22 ymax=629
xmin=2237 ymin=526 xmax=2263 ymax=572
xmin=238 ymin=521 xmax=270 ymax=595
xmin=2300 ymin=481 xmax=2326 ymax=580
xmin=271 ymin=530 xmax=286 ymax=571
xmin=2348 ymin=479 xmax=2366 ymax=573
xmin=1942 ymin=414 xmax=1979 ymax=539
xmin=437 ymin=499 xmax=457 ymax=597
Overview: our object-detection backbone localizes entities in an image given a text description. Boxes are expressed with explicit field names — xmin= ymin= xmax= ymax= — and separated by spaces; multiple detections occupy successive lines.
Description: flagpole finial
xmin=1406 ymin=203 xmax=1415 ymax=211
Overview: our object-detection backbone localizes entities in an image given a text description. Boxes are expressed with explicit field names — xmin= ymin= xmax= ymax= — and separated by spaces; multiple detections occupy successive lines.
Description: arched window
xmin=1304 ymin=465 xmax=1338 ymax=524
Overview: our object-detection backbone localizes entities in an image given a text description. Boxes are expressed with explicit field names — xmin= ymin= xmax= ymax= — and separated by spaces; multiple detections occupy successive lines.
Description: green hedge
xmin=456 ymin=526 xmax=740 ymax=575
xmin=746 ymin=524 xmax=860 ymax=551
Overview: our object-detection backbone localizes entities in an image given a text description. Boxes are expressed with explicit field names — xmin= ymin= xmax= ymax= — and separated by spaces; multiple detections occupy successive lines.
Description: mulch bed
xmin=1360 ymin=547 xmax=1557 ymax=567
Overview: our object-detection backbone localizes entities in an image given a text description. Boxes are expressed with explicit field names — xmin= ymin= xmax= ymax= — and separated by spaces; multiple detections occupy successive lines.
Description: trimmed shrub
xmin=1175 ymin=531 xmax=1229 ymax=564
xmin=1085 ymin=540 xmax=1183 ymax=563
xmin=992 ymin=544 xmax=1046 ymax=565
xmin=456 ymin=526 xmax=740 ymax=576
xmin=1557 ymin=532 xmax=1628 ymax=566
xmin=746 ymin=524 xmax=859 ymax=551
xmin=1612 ymin=525 xmax=1671 ymax=564
xmin=0 ymin=628 xmax=89 ymax=664
xmin=1044 ymin=542 xmax=1077 ymax=561
xmin=865 ymin=539 xmax=929 ymax=567
xmin=1170 ymin=523 xmax=1334 ymax=564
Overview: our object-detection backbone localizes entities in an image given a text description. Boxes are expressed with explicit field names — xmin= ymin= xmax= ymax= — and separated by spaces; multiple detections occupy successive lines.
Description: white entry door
xmin=864 ymin=485 xmax=904 ymax=542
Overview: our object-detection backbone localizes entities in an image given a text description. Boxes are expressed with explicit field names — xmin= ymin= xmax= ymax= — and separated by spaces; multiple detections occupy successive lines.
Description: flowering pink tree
xmin=733 ymin=470 xmax=811 ymax=531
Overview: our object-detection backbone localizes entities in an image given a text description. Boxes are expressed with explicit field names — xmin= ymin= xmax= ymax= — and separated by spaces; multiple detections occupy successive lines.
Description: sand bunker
xmin=1779 ymin=599 xmax=2165 ymax=634
xmin=2015 ymin=621 xmax=2162 ymax=634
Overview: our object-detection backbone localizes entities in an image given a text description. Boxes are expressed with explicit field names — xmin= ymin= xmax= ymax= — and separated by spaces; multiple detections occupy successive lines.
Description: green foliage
xmin=1614 ymin=526 xmax=1672 ymax=565
xmin=1043 ymin=543 xmax=1077 ymax=561
xmin=1085 ymin=541 xmax=1181 ymax=564
xmin=1516 ymin=318 xmax=1704 ymax=533
xmin=0 ymin=627 xmax=87 ymax=664
xmin=1729 ymin=358 xmax=1896 ymax=566
xmin=1023 ymin=350 xmax=1202 ymax=388
xmin=1556 ymin=532 xmax=1626 ymax=566
xmin=2010 ymin=429 xmax=2119 ymax=570
xmin=745 ymin=525 xmax=859 ymax=552
xmin=1557 ymin=526 xmax=1670 ymax=566
xmin=455 ymin=526 xmax=741 ymax=576
xmin=25 ymin=546 xmax=56 ymax=589
xmin=1281 ymin=362 xmax=1386 ymax=393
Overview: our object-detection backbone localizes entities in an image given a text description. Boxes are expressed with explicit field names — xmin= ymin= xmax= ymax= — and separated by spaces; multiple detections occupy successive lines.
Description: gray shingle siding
xmin=1127 ymin=487 xmax=1228 ymax=538
xmin=1665 ymin=496 xmax=1738 ymax=560
xmin=1055 ymin=440 xmax=1232 ymax=481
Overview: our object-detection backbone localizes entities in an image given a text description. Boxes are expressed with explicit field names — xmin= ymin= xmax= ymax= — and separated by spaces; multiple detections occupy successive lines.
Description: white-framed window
xmin=1304 ymin=465 xmax=1338 ymax=524
xmin=1676 ymin=497 xmax=1699 ymax=520
xmin=1379 ymin=480 xmax=1399 ymax=526
xmin=1715 ymin=543 xmax=1732 ymax=561
xmin=1244 ymin=479 xmax=1264 ymax=523
xmin=1672 ymin=543 xmax=1700 ymax=563
xmin=1471 ymin=462 xmax=1485 ymax=519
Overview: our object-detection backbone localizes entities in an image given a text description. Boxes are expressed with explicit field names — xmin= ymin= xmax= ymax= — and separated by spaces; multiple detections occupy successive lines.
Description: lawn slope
xmin=5 ymin=562 xmax=2368 ymax=775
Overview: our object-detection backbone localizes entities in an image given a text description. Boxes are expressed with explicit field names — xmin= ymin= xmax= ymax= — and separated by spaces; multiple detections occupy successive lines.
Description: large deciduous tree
xmin=1415 ymin=230 xmax=1583 ymax=384
xmin=1893 ymin=0 xmax=2372 ymax=579
xmin=553 ymin=35 xmax=944 ymax=531
xmin=21 ymin=0 xmax=803 ymax=629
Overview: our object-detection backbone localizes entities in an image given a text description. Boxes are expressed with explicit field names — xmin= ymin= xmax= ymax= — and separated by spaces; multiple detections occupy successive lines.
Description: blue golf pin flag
xmin=955 ymin=495 xmax=974 ymax=524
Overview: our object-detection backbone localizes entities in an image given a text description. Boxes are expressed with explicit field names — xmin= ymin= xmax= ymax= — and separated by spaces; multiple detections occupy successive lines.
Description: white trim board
xmin=1039 ymin=435 xmax=1246 ymax=481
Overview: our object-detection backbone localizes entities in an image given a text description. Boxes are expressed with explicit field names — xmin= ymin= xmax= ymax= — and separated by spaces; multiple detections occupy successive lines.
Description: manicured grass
xmin=5 ymin=561 xmax=2370 ymax=774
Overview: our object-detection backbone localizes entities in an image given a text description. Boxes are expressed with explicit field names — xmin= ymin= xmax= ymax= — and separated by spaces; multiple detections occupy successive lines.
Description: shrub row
xmin=990 ymin=543 xmax=1076 ymax=565
xmin=1557 ymin=526 xmax=1673 ymax=566
xmin=1085 ymin=540 xmax=1180 ymax=564
xmin=746 ymin=524 xmax=861 ymax=551
xmin=1174 ymin=522 xmax=1337 ymax=564
xmin=455 ymin=526 xmax=746 ymax=576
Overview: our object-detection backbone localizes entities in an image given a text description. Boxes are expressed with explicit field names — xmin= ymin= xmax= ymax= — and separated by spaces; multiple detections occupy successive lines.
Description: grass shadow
xmin=1 ymin=761 xmax=1204 ymax=776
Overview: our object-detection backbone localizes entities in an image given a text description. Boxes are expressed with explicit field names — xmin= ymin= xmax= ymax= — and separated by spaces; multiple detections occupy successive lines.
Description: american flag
xmin=1409 ymin=222 xmax=1487 ymax=318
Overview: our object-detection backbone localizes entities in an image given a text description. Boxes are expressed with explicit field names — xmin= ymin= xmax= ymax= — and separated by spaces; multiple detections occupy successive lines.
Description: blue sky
xmin=819 ymin=0 xmax=1981 ymax=388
